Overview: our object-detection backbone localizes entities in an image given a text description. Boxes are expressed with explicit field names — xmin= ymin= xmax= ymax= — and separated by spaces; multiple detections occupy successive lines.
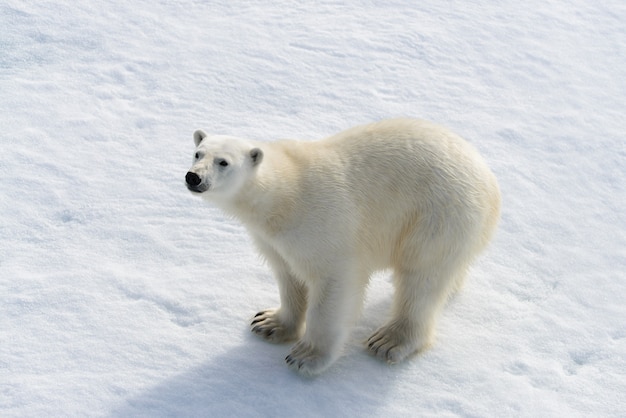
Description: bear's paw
xmin=285 ymin=340 xmax=334 ymax=376
xmin=366 ymin=321 xmax=430 ymax=364
xmin=250 ymin=309 xmax=300 ymax=343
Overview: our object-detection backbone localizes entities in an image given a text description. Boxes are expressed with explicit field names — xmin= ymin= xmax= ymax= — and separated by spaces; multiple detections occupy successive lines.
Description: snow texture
xmin=1 ymin=0 xmax=625 ymax=416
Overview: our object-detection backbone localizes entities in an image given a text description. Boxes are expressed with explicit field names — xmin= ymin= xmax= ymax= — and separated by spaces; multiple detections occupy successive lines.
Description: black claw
xmin=252 ymin=326 xmax=260 ymax=333
xmin=267 ymin=329 xmax=274 ymax=337
xmin=254 ymin=311 xmax=266 ymax=318
xmin=286 ymin=355 xmax=294 ymax=365
xmin=251 ymin=317 xmax=262 ymax=325
xmin=369 ymin=336 xmax=382 ymax=346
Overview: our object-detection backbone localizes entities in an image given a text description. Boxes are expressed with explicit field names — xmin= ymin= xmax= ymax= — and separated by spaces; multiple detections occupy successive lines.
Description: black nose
xmin=186 ymin=171 xmax=201 ymax=186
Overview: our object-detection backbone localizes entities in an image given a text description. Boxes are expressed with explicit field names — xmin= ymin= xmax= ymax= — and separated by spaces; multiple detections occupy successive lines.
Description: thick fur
xmin=186 ymin=118 xmax=501 ymax=375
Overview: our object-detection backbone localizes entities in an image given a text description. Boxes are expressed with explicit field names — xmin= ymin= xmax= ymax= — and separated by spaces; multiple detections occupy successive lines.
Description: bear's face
xmin=186 ymin=130 xmax=263 ymax=199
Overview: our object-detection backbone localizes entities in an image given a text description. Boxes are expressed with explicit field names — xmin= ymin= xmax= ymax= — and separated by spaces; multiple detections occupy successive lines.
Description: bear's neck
xmin=223 ymin=146 xmax=302 ymax=236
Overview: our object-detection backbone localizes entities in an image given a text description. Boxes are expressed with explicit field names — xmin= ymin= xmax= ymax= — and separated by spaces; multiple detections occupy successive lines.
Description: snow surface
xmin=1 ymin=0 xmax=625 ymax=416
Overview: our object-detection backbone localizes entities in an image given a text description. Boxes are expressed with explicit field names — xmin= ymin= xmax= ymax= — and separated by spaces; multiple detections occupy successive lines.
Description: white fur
xmin=186 ymin=119 xmax=501 ymax=375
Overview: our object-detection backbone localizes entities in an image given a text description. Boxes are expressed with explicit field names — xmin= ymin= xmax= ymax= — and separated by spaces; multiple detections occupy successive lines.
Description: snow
xmin=1 ymin=0 xmax=625 ymax=416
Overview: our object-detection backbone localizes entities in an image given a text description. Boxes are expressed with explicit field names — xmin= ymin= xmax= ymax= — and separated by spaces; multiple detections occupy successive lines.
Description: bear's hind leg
xmin=367 ymin=266 xmax=461 ymax=364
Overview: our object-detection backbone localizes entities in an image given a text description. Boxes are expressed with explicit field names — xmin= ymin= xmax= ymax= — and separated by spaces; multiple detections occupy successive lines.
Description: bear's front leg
xmin=250 ymin=240 xmax=307 ymax=343
xmin=251 ymin=273 xmax=307 ymax=343
xmin=286 ymin=273 xmax=364 ymax=376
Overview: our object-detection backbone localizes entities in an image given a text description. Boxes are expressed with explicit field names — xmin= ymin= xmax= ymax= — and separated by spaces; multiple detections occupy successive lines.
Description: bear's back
xmin=318 ymin=119 xmax=495 ymax=208
xmin=313 ymin=118 xmax=500 ymax=268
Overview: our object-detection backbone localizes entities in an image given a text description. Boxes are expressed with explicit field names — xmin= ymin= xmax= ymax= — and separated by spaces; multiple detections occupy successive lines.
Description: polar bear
xmin=185 ymin=118 xmax=500 ymax=375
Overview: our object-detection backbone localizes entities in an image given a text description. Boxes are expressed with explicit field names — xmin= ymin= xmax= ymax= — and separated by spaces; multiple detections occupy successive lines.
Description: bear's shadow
xmin=109 ymin=298 xmax=405 ymax=417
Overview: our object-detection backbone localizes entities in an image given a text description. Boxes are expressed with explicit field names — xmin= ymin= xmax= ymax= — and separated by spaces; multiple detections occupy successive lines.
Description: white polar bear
xmin=185 ymin=118 xmax=500 ymax=375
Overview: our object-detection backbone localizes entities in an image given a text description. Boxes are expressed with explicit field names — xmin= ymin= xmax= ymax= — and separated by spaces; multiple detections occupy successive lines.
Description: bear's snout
xmin=186 ymin=171 xmax=201 ymax=186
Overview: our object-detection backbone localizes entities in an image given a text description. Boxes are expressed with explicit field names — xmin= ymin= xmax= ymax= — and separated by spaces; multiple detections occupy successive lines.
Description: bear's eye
xmin=216 ymin=158 xmax=229 ymax=167
xmin=195 ymin=152 xmax=200 ymax=159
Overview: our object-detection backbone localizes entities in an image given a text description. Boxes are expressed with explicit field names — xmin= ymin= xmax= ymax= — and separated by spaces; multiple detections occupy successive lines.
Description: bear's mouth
xmin=186 ymin=183 xmax=209 ymax=193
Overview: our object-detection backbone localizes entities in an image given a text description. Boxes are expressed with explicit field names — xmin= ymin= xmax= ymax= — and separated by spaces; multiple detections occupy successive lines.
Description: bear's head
xmin=185 ymin=129 xmax=263 ymax=199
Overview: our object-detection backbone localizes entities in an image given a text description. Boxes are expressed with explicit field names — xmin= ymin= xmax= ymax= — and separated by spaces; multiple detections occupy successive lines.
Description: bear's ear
xmin=193 ymin=129 xmax=208 ymax=147
xmin=249 ymin=148 xmax=263 ymax=166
